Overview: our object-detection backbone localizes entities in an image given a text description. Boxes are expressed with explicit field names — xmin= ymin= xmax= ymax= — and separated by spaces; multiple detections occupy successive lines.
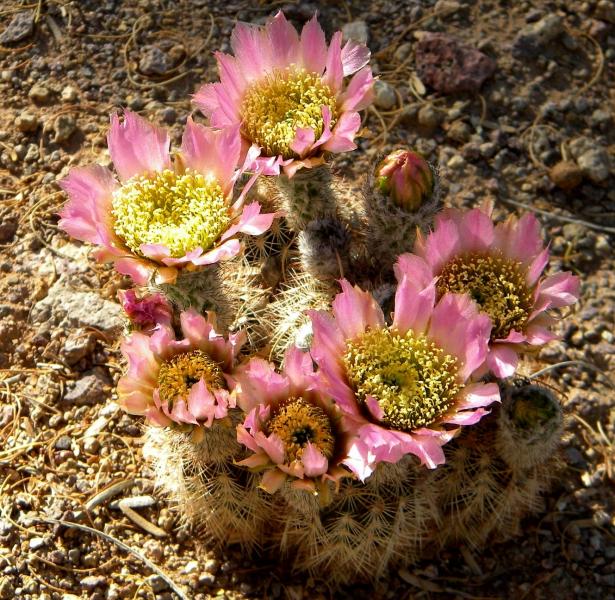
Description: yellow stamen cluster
xmin=437 ymin=253 xmax=533 ymax=341
xmin=157 ymin=350 xmax=225 ymax=406
xmin=343 ymin=328 xmax=461 ymax=431
xmin=241 ymin=67 xmax=338 ymax=159
xmin=266 ymin=397 xmax=335 ymax=463
xmin=112 ymin=168 xmax=230 ymax=258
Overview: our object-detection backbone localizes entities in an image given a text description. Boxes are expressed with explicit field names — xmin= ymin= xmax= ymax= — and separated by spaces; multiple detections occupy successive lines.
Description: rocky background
xmin=0 ymin=0 xmax=613 ymax=599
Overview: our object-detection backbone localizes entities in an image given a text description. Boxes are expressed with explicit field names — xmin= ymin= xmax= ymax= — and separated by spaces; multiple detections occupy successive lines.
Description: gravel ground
xmin=0 ymin=1 xmax=613 ymax=599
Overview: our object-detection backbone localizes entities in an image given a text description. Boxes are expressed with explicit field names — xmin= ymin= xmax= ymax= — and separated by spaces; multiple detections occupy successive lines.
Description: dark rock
xmin=138 ymin=45 xmax=171 ymax=76
xmin=0 ymin=11 xmax=34 ymax=45
xmin=512 ymin=15 xmax=564 ymax=58
xmin=63 ymin=372 xmax=108 ymax=405
xmin=415 ymin=33 xmax=496 ymax=94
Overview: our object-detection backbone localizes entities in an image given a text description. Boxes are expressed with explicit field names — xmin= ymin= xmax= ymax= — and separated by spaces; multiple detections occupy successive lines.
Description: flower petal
xmin=302 ymin=443 xmax=329 ymax=477
xmin=332 ymin=280 xmax=385 ymax=341
xmin=107 ymin=111 xmax=171 ymax=181
xmin=300 ymin=14 xmax=328 ymax=74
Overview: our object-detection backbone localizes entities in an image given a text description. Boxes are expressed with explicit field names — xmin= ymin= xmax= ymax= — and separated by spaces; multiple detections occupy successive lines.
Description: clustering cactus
xmin=57 ymin=10 xmax=581 ymax=589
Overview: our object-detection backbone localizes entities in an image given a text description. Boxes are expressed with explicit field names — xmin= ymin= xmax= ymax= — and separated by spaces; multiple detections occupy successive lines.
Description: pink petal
xmin=214 ymin=51 xmax=246 ymax=102
xmin=255 ymin=432 xmax=285 ymax=465
xmin=180 ymin=309 xmax=212 ymax=346
xmin=485 ymin=344 xmax=519 ymax=378
xmin=237 ymin=423 xmax=261 ymax=453
xmin=220 ymin=202 xmax=275 ymax=242
xmin=260 ymin=469 xmax=287 ymax=493
xmin=332 ymin=280 xmax=385 ymax=341
xmin=107 ymin=111 xmax=171 ymax=181
xmin=234 ymin=358 xmax=289 ymax=413
xmin=283 ymin=346 xmax=316 ymax=396
xmin=58 ymin=165 xmax=118 ymax=246
xmin=394 ymin=253 xmax=434 ymax=287
xmin=308 ymin=310 xmax=347 ymax=369
xmin=445 ymin=407 xmax=490 ymax=426
xmin=188 ymin=239 xmax=241 ymax=266
xmin=230 ymin=22 xmax=271 ymax=80
xmin=393 ymin=274 xmax=437 ymax=336
xmin=495 ymin=212 xmax=543 ymax=265
xmin=187 ymin=380 xmax=219 ymax=426
xmin=300 ymin=14 xmax=327 ymax=74
xmin=414 ymin=218 xmax=461 ymax=274
xmin=302 ymin=442 xmax=329 ymax=477
xmin=144 ymin=407 xmax=172 ymax=427
xmin=525 ymin=324 xmax=558 ymax=345
xmin=429 ymin=293 xmax=491 ymax=381
xmin=193 ymin=83 xmax=239 ymax=127
xmin=118 ymin=389 xmax=151 ymax=415
xmin=456 ymin=382 xmax=501 ymax=410
xmin=266 ymin=11 xmax=300 ymax=69
xmin=527 ymin=247 xmax=550 ymax=287
xmin=535 ymin=272 xmax=580 ymax=309
xmin=120 ymin=332 xmax=160 ymax=381
xmin=290 ymin=127 xmax=316 ymax=157
xmin=341 ymin=66 xmax=374 ymax=112
xmin=311 ymin=105 xmax=334 ymax=151
xmin=322 ymin=31 xmax=343 ymax=92
xmin=458 ymin=207 xmax=494 ymax=253
xmin=340 ymin=38 xmax=371 ymax=76
xmin=236 ymin=451 xmax=271 ymax=469
xmin=365 ymin=395 xmax=384 ymax=420
xmin=181 ymin=118 xmax=240 ymax=193
xmin=322 ymin=111 xmax=361 ymax=153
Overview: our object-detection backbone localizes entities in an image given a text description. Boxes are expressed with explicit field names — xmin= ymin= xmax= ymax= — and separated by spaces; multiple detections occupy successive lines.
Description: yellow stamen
xmin=241 ymin=67 xmax=338 ymax=159
xmin=437 ymin=253 xmax=533 ymax=340
xmin=343 ymin=328 xmax=461 ymax=431
xmin=266 ymin=397 xmax=334 ymax=463
xmin=112 ymin=168 xmax=230 ymax=258
xmin=157 ymin=350 xmax=225 ymax=407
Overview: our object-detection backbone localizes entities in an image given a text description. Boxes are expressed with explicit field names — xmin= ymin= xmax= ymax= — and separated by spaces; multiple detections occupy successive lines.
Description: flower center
xmin=157 ymin=350 xmax=225 ymax=406
xmin=111 ymin=168 xmax=231 ymax=258
xmin=343 ymin=328 xmax=461 ymax=431
xmin=240 ymin=67 xmax=338 ymax=159
xmin=437 ymin=253 xmax=533 ymax=341
xmin=266 ymin=397 xmax=335 ymax=463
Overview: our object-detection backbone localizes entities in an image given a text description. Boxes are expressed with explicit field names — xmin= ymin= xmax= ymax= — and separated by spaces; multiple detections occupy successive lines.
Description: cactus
xmin=431 ymin=393 xmax=561 ymax=549
xmin=144 ymin=414 xmax=275 ymax=551
xmin=274 ymin=165 xmax=341 ymax=231
xmin=277 ymin=457 xmax=439 ymax=586
xmin=361 ymin=151 xmax=441 ymax=273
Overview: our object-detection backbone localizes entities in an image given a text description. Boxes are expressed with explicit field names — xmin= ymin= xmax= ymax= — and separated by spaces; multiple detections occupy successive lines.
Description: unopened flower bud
xmin=118 ymin=289 xmax=172 ymax=332
xmin=375 ymin=149 xmax=434 ymax=212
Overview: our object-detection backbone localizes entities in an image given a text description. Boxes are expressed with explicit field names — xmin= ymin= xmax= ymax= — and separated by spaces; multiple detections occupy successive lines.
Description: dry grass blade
xmin=85 ymin=479 xmax=135 ymax=511
xmin=32 ymin=518 xmax=188 ymax=600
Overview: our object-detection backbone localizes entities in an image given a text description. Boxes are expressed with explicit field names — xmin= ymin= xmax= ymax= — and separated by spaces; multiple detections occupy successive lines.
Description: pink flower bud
xmin=375 ymin=149 xmax=434 ymax=212
xmin=118 ymin=289 xmax=172 ymax=332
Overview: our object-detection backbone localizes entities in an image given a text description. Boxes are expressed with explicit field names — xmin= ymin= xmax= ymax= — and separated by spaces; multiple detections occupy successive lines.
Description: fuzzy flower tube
xmin=405 ymin=202 xmax=580 ymax=377
xmin=59 ymin=111 xmax=276 ymax=286
xmin=309 ymin=277 xmax=500 ymax=480
xmin=234 ymin=346 xmax=354 ymax=504
xmin=194 ymin=11 xmax=374 ymax=230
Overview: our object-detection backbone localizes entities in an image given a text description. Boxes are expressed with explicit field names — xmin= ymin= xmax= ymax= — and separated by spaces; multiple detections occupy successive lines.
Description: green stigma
xmin=111 ymin=168 xmax=231 ymax=258
xmin=241 ymin=67 xmax=338 ymax=159
xmin=343 ymin=328 xmax=461 ymax=431
xmin=437 ymin=253 xmax=533 ymax=341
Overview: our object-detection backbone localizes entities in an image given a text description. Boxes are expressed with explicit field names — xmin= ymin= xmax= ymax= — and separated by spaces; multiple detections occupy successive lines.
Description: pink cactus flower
xmin=406 ymin=202 xmax=580 ymax=378
xmin=193 ymin=11 xmax=374 ymax=177
xmin=234 ymin=347 xmax=355 ymax=495
xmin=308 ymin=280 xmax=500 ymax=481
xmin=59 ymin=111 xmax=276 ymax=285
xmin=117 ymin=309 xmax=245 ymax=429
xmin=118 ymin=289 xmax=172 ymax=333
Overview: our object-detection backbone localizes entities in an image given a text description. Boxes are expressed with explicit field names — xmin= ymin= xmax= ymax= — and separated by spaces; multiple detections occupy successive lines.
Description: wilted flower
xmin=234 ymin=347 xmax=355 ymax=495
xmin=59 ymin=111 xmax=276 ymax=284
xmin=118 ymin=289 xmax=172 ymax=332
xmin=193 ymin=11 xmax=374 ymax=177
xmin=375 ymin=149 xmax=434 ymax=212
xmin=407 ymin=202 xmax=580 ymax=377
xmin=117 ymin=309 xmax=245 ymax=429
xmin=309 ymin=279 xmax=500 ymax=480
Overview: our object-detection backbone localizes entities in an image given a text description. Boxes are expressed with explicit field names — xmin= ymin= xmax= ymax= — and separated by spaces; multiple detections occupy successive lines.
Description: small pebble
xmin=549 ymin=161 xmax=583 ymax=191
xmin=373 ymin=80 xmax=397 ymax=110
xmin=61 ymin=85 xmax=78 ymax=102
xmin=28 ymin=84 xmax=51 ymax=103
xmin=15 ymin=112 xmax=39 ymax=133
xmin=341 ymin=20 xmax=369 ymax=44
